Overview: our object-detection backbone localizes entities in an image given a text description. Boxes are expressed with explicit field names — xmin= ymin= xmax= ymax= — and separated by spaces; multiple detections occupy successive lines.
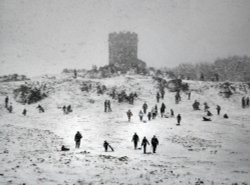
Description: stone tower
xmin=109 ymin=32 xmax=138 ymax=65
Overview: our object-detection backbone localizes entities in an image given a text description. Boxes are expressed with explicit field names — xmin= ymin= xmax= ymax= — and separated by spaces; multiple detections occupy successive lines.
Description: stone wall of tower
xmin=109 ymin=32 xmax=138 ymax=65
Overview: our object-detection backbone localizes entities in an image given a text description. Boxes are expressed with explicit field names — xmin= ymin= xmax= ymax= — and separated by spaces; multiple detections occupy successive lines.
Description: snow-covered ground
xmin=0 ymin=74 xmax=249 ymax=185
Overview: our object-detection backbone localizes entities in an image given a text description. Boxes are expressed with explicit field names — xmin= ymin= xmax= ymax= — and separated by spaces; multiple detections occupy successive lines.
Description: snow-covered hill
xmin=0 ymin=74 xmax=249 ymax=185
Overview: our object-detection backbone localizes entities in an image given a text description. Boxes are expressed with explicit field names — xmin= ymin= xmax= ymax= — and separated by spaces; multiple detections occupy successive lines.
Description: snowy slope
xmin=0 ymin=74 xmax=250 ymax=185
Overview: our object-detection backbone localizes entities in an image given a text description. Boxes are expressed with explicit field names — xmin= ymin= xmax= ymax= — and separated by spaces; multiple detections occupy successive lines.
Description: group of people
xmin=66 ymin=131 xmax=159 ymax=154
xmin=132 ymin=133 xmax=159 ymax=154
xmin=241 ymin=96 xmax=250 ymax=108
xmin=62 ymin=105 xmax=73 ymax=114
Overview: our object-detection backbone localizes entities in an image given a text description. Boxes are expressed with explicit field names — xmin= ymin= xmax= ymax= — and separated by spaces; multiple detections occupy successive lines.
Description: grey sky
xmin=0 ymin=0 xmax=250 ymax=76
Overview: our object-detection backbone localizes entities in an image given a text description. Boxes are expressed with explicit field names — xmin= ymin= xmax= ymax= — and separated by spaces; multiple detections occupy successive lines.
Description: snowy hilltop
xmin=0 ymin=73 xmax=250 ymax=185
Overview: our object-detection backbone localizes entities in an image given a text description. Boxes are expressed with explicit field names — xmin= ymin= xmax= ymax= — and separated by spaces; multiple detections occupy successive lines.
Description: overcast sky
xmin=0 ymin=0 xmax=250 ymax=76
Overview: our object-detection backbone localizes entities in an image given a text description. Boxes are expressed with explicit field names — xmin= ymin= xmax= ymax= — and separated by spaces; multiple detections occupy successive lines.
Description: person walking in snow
xmin=187 ymin=91 xmax=191 ymax=100
xmin=22 ymin=109 xmax=27 ymax=116
xmin=107 ymin=100 xmax=112 ymax=112
xmin=74 ymin=131 xmax=82 ymax=148
xmin=160 ymin=103 xmax=166 ymax=117
xmin=204 ymin=102 xmax=209 ymax=112
xmin=37 ymin=105 xmax=44 ymax=113
xmin=132 ymin=133 xmax=140 ymax=150
xmin=142 ymin=102 xmax=148 ymax=114
xmin=5 ymin=96 xmax=9 ymax=108
xmin=147 ymin=112 xmax=152 ymax=121
xmin=151 ymin=135 xmax=159 ymax=153
xmin=246 ymin=97 xmax=249 ymax=107
xmin=127 ymin=109 xmax=133 ymax=122
xmin=62 ymin=105 xmax=67 ymax=114
xmin=176 ymin=114 xmax=181 ymax=126
xmin=104 ymin=100 xmax=108 ymax=112
xmin=156 ymin=92 xmax=160 ymax=103
xmin=242 ymin=97 xmax=245 ymax=108
xmin=160 ymin=89 xmax=165 ymax=99
xmin=103 ymin=140 xmax=114 ymax=152
xmin=67 ymin=105 xmax=72 ymax=113
xmin=170 ymin=109 xmax=174 ymax=117
xmin=139 ymin=110 xmax=144 ymax=121
xmin=216 ymin=105 xmax=221 ymax=115
xmin=8 ymin=104 xmax=13 ymax=113
xmin=141 ymin=137 xmax=150 ymax=154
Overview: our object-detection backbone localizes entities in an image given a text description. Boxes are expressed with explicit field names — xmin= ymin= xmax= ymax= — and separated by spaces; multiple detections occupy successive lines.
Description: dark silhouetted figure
xmin=37 ymin=105 xmax=44 ymax=113
xmin=5 ymin=96 xmax=9 ymax=108
xmin=177 ymin=114 xmax=181 ymax=126
xmin=147 ymin=112 xmax=152 ymax=121
xmin=188 ymin=91 xmax=191 ymax=100
xmin=63 ymin=105 xmax=67 ymax=114
xmin=67 ymin=105 xmax=72 ymax=113
xmin=73 ymin=69 xmax=77 ymax=79
xmin=103 ymin=141 xmax=114 ymax=152
xmin=141 ymin=137 xmax=150 ymax=154
xmin=74 ymin=131 xmax=82 ymax=148
xmin=151 ymin=135 xmax=159 ymax=153
xmin=216 ymin=105 xmax=221 ymax=115
xmin=170 ymin=109 xmax=174 ymax=117
xmin=139 ymin=110 xmax=143 ymax=121
xmin=142 ymin=102 xmax=148 ymax=114
xmin=207 ymin=110 xmax=212 ymax=116
xmin=8 ymin=104 xmax=13 ymax=113
xmin=223 ymin=114 xmax=229 ymax=119
xmin=22 ymin=109 xmax=27 ymax=116
xmin=242 ymin=97 xmax=245 ymax=108
xmin=104 ymin=100 xmax=108 ymax=112
xmin=204 ymin=102 xmax=209 ymax=112
xmin=127 ymin=109 xmax=133 ymax=122
xmin=246 ymin=97 xmax=249 ymax=107
xmin=132 ymin=133 xmax=139 ymax=149
xmin=160 ymin=103 xmax=166 ymax=117
xmin=193 ymin=100 xmax=200 ymax=110
xmin=156 ymin=92 xmax=160 ymax=103
xmin=61 ymin=145 xmax=70 ymax=151
xmin=107 ymin=100 xmax=112 ymax=112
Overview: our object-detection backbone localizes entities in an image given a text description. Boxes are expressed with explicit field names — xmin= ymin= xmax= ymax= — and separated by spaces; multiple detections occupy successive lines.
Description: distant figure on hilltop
xmin=132 ymin=133 xmax=140 ymax=150
xmin=160 ymin=103 xmax=166 ymax=117
xmin=37 ymin=105 xmax=45 ymax=113
xmin=74 ymin=131 xmax=82 ymax=148
xmin=141 ymin=137 xmax=150 ymax=154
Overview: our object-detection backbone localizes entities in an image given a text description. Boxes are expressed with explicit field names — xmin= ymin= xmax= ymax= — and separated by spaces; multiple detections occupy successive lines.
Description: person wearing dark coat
xmin=207 ymin=110 xmax=213 ymax=116
xmin=160 ymin=103 xmax=166 ymax=117
xmin=104 ymin=100 xmax=108 ymax=112
xmin=246 ymin=97 xmax=250 ymax=107
xmin=103 ymin=141 xmax=114 ymax=152
xmin=242 ymin=97 xmax=245 ymax=108
xmin=5 ymin=96 xmax=9 ymax=108
xmin=147 ymin=112 xmax=152 ymax=121
xmin=74 ymin=131 xmax=82 ymax=148
xmin=156 ymin=92 xmax=160 ymax=103
xmin=22 ymin=109 xmax=27 ymax=116
xmin=142 ymin=102 xmax=148 ymax=114
xmin=216 ymin=105 xmax=221 ymax=115
xmin=141 ymin=137 xmax=150 ymax=154
xmin=132 ymin=133 xmax=140 ymax=149
xmin=223 ymin=114 xmax=229 ymax=119
xmin=151 ymin=135 xmax=159 ymax=153
xmin=176 ymin=114 xmax=181 ymax=126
